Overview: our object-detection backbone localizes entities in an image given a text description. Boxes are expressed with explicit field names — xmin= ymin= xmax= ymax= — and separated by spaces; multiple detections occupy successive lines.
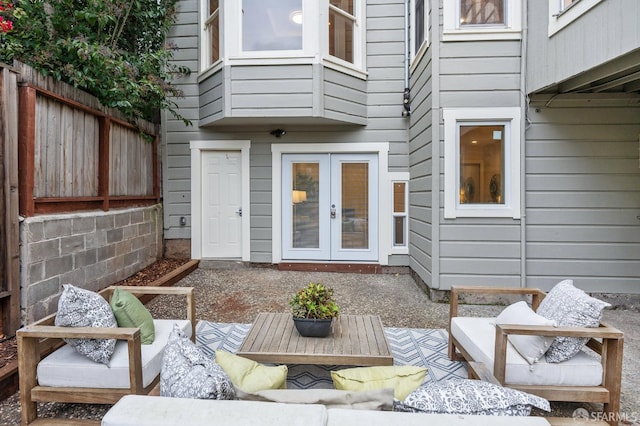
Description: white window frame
xmin=548 ymin=0 xmax=603 ymax=37
xmin=199 ymin=0 xmax=366 ymax=78
xmin=410 ymin=0 xmax=429 ymax=66
xmin=390 ymin=173 xmax=409 ymax=254
xmin=443 ymin=108 xmax=521 ymax=219
xmin=443 ymin=0 xmax=522 ymax=42
xmin=201 ymin=0 xmax=222 ymax=72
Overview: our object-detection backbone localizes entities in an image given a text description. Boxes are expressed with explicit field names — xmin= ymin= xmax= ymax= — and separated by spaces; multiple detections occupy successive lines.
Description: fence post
xmin=18 ymin=85 xmax=36 ymax=217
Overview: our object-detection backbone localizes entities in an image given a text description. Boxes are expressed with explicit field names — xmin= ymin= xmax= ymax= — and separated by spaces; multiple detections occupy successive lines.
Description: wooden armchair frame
xmin=448 ymin=286 xmax=624 ymax=426
xmin=18 ymin=286 xmax=195 ymax=426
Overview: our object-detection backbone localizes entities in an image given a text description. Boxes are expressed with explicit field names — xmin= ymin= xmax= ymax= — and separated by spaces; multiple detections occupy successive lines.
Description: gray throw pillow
xmin=536 ymin=280 xmax=611 ymax=363
xmin=160 ymin=323 xmax=236 ymax=400
xmin=54 ymin=284 xmax=117 ymax=365
xmin=394 ymin=379 xmax=550 ymax=416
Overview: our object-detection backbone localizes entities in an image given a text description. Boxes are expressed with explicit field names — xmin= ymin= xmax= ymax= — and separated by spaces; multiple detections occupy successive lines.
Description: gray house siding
xmin=436 ymin=11 xmax=524 ymax=289
xmin=524 ymin=105 xmax=640 ymax=293
xmin=164 ymin=0 xmax=410 ymax=264
xmin=527 ymin=0 xmax=640 ymax=93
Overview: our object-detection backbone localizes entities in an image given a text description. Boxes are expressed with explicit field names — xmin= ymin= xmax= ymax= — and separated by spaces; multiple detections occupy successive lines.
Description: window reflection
xmin=243 ymin=0 xmax=303 ymax=51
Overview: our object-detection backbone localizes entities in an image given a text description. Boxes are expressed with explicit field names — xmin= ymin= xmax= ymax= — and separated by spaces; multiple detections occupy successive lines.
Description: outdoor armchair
xmin=448 ymin=285 xmax=624 ymax=426
xmin=17 ymin=285 xmax=195 ymax=426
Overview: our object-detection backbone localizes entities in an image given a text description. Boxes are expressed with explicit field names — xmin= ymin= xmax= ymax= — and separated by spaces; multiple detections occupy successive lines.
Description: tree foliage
xmin=0 ymin=0 xmax=191 ymax=126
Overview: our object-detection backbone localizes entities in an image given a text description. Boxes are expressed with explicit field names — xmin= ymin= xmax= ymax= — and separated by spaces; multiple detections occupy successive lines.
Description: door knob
xmin=236 ymin=208 xmax=242 ymax=217
xmin=330 ymin=204 xmax=336 ymax=219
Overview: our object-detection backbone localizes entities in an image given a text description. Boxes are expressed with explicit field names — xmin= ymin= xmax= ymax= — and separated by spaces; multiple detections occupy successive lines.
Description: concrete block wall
xmin=20 ymin=205 xmax=163 ymax=325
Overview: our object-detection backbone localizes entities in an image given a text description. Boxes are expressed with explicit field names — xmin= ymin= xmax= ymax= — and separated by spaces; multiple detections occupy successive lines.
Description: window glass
xmin=206 ymin=0 xmax=220 ymax=64
xmin=414 ymin=0 xmax=425 ymax=52
xmin=459 ymin=125 xmax=505 ymax=205
xmin=460 ymin=0 xmax=505 ymax=26
xmin=329 ymin=0 xmax=355 ymax=63
xmin=242 ymin=0 xmax=303 ymax=52
xmin=392 ymin=182 xmax=407 ymax=247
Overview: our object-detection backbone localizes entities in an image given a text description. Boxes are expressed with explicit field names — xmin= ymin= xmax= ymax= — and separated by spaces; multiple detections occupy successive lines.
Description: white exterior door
xmin=281 ymin=153 xmax=378 ymax=261
xmin=201 ymin=151 xmax=242 ymax=258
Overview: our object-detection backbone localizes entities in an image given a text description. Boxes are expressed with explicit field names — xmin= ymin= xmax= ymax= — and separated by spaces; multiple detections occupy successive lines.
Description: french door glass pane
xmin=459 ymin=124 xmax=505 ymax=204
xmin=341 ymin=163 xmax=368 ymax=249
xmin=292 ymin=163 xmax=319 ymax=248
xmin=243 ymin=0 xmax=303 ymax=51
xmin=460 ymin=0 xmax=505 ymax=26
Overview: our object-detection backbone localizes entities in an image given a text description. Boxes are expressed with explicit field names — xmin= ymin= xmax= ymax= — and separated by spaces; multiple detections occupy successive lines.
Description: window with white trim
xmin=412 ymin=0 xmax=427 ymax=58
xmin=443 ymin=108 xmax=521 ymax=219
xmin=392 ymin=181 xmax=408 ymax=248
xmin=443 ymin=0 xmax=522 ymax=41
xmin=548 ymin=0 xmax=603 ymax=37
xmin=203 ymin=0 xmax=220 ymax=69
xmin=200 ymin=0 xmax=365 ymax=74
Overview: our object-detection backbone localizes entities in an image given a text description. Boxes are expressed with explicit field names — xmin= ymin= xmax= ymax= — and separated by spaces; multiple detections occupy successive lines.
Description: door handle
xmin=330 ymin=204 xmax=336 ymax=219
xmin=236 ymin=207 xmax=242 ymax=217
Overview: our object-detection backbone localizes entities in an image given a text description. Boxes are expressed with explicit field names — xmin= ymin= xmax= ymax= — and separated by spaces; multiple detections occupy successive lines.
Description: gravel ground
xmin=1 ymin=267 xmax=638 ymax=425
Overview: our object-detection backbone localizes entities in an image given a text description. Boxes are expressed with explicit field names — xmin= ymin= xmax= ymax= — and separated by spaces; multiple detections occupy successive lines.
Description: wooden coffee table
xmin=237 ymin=312 xmax=393 ymax=366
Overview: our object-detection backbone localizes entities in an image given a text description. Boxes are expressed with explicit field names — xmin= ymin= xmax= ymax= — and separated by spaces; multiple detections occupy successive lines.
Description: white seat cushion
xmin=102 ymin=395 xmax=329 ymax=426
xmin=450 ymin=317 xmax=602 ymax=386
xmin=327 ymin=409 xmax=551 ymax=425
xmin=37 ymin=319 xmax=191 ymax=389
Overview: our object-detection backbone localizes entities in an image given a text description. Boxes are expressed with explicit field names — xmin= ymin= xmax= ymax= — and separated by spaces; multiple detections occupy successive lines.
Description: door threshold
xmin=278 ymin=262 xmax=382 ymax=274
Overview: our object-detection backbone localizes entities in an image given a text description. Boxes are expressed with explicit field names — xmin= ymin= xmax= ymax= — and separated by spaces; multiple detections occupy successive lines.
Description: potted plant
xmin=289 ymin=283 xmax=339 ymax=337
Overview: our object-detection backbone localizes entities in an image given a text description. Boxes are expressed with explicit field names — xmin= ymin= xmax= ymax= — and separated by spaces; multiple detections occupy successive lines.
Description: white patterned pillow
xmin=536 ymin=280 xmax=610 ymax=363
xmin=160 ymin=324 xmax=236 ymax=400
xmin=495 ymin=301 xmax=556 ymax=365
xmin=394 ymin=379 xmax=550 ymax=416
xmin=54 ymin=284 xmax=117 ymax=364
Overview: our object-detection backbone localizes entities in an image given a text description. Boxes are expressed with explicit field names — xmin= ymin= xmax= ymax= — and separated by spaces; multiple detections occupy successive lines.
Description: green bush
xmin=0 ymin=0 xmax=190 ymax=126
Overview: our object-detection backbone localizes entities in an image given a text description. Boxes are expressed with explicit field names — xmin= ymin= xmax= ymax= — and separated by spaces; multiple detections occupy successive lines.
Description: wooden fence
xmin=17 ymin=63 xmax=160 ymax=215
xmin=0 ymin=64 xmax=20 ymax=339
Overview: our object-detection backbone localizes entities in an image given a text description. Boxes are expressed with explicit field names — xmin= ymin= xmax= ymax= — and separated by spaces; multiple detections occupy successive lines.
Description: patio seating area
xmin=4 ymin=267 xmax=639 ymax=425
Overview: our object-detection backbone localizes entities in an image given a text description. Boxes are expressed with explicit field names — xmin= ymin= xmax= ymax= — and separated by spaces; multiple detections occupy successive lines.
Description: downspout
xmin=519 ymin=0 xmax=528 ymax=288
xmin=431 ymin=0 xmax=441 ymax=289
xmin=403 ymin=0 xmax=411 ymax=117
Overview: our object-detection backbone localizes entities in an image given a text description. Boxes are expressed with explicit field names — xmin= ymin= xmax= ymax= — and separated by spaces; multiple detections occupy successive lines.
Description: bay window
xmin=200 ymin=0 xmax=365 ymax=73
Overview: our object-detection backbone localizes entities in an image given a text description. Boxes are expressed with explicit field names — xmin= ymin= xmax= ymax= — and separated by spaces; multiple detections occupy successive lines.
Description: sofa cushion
xmin=110 ymin=287 xmax=155 ymax=344
xmin=394 ymin=378 xmax=550 ymax=416
xmin=160 ymin=324 xmax=236 ymax=400
xmin=37 ymin=319 xmax=190 ymax=388
xmin=450 ymin=316 xmax=603 ymax=386
xmin=536 ymin=279 xmax=610 ymax=363
xmin=495 ymin=301 xmax=556 ymax=365
xmin=331 ymin=365 xmax=426 ymax=400
xmin=102 ymin=395 xmax=329 ymax=426
xmin=236 ymin=388 xmax=394 ymax=411
xmin=327 ymin=409 xmax=552 ymax=426
xmin=215 ymin=350 xmax=288 ymax=392
xmin=54 ymin=284 xmax=118 ymax=364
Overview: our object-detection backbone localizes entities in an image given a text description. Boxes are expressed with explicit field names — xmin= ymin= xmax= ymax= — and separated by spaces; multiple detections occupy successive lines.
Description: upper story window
xmin=203 ymin=0 xmax=220 ymax=68
xmin=443 ymin=108 xmax=521 ymax=219
xmin=200 ymin=0 xmax=365 ymax=75
xmin=329 ymin=0 xmax=355 ymax=63
xmin=242 ymin=0 xmax=303 ymax=52
xmin=443 ymin=0 xmax=521 ymax=41
xmin=548 ymin=0 xmax=603 ymax=37
xmin=411 ymin=0 xmax=429 ymax=63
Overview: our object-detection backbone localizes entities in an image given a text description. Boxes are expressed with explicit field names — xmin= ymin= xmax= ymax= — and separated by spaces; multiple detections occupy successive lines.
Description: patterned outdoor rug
xmin=196 ymin=321 xmax=467 ymax=389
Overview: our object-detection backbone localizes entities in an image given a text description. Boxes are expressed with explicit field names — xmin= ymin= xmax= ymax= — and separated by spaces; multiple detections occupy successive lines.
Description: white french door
xmin=282 ymin=153 xmax=378 ymax=261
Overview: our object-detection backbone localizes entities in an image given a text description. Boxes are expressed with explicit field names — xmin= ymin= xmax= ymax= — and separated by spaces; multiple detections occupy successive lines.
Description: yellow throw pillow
xmin=331 ymin=365 xmax=427 ymax=400
xmin=215 ymin=350 xmax=288 ymax=393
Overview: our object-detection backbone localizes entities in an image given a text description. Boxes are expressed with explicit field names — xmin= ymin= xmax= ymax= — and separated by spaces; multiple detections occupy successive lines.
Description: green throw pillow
xmin=110 ymin=288 xmax=155 ymax=344
xmin=215 ymin=350 xmax=288 ymax=393
xmin=331 ymin=365 xmax=427 ymax=400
